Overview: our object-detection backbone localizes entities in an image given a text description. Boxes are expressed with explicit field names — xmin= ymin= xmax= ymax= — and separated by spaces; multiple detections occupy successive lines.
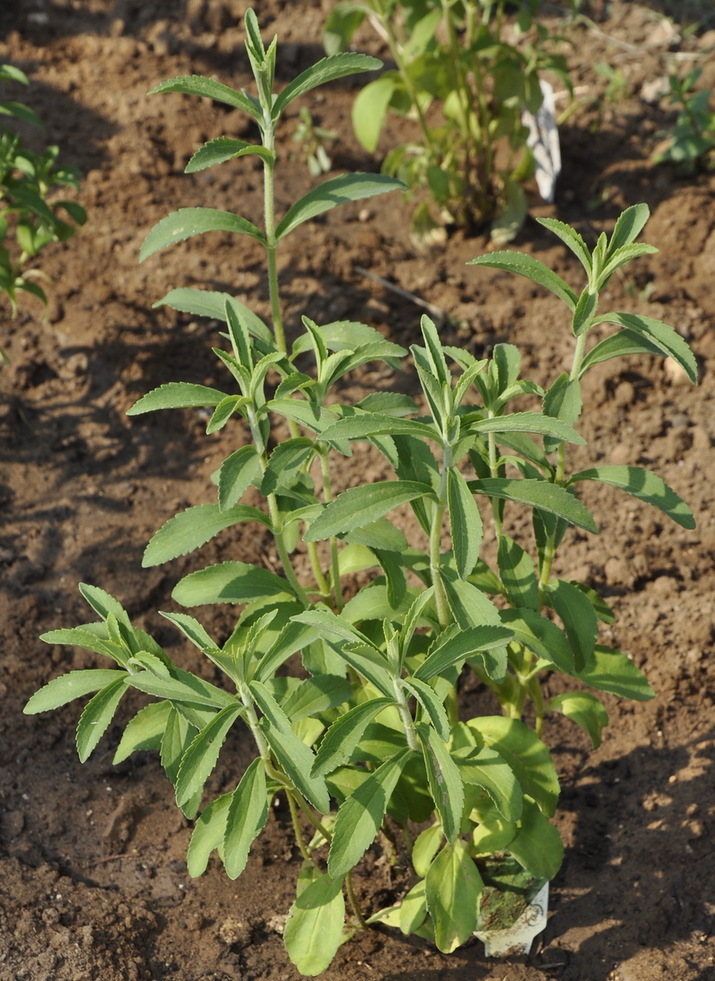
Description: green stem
xmin=286 ymin=790 xmax=312 ymax=862
xmin=320 ymin=452 xmax=343 ymax=612
xmin=346 ymin=871 xmax=368 ymax=929
xmin=393 ymin=678 xmax=419 ymax=751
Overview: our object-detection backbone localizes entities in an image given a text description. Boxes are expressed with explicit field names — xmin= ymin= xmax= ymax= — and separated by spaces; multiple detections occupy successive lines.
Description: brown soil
xmin=1 ymin=2 xmax=714 ymax=980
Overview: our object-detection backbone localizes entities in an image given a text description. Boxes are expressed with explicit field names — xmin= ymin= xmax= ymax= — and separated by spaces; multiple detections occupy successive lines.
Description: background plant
xmin=26 ymin=10 xmax=696 ymax=977
xmin=323 ymin=0 xmax=574 ymax=243
xmin=0 ymin=64 xmax=86 ymax=362
xmin=653 ymin=66 xmax=715 ymax=172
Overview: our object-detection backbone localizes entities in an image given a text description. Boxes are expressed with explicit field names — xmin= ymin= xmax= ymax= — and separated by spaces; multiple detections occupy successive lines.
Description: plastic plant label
xmin=474 ymin=881 xmax=549 ymax=956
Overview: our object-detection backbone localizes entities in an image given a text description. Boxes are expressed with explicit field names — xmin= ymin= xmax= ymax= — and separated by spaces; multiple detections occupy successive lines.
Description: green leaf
xmin=150 ymin=74 xmax=262 ymax=121
xmin=304 ymin=480 xmax=433 ymax=542
xmin=497 ymin=535 xmax=539 ymax=610
xmin=469 ymin=252 xmax=578 ymax=311
xmin=599 ymin=243 xmax=658 ymax=283
xmin=273 ymin=51 xmax=382 ymax=117
xmin=547 ymin=692 xmax=609 ymax=749
xmin=328 ymin=749 xmax=413 ymax=878
xmin=282 ymin=674 xmax=353 ymax=723
xmin=140 ymin=208 xmax=266 ymax=261
xmin=319 ymin=412 xmax=437 ymax=444
xmin=312 ymin=698 xmax=395 ymax=777
xmin=262 ymin=438 xmax=315 ymax=495
xmin=352 ymin=74 xmax=396 ymax=152
xmin=172 ymin=561 xmax=295 ymax=606
xmin=412 ymin=823 xmax=443 ymax=878
xmin=592 ymin=312 xmax=697 ymax=383
xmin=570 ymin=465 xmax=695 ymax=529
xmin=344 ymin=518 xmax=407 ymax=552
xmin=154 ymin=288 xmax=272 ymax=344
xmin=399 ymin=879 xmax=428 ymax=935
xmin=536 ymin=216 xmax=593 ymax=274
xmin=24 ymin=669 xmax=126 ymax=714
xmin=127 ymin=666 xmax=236 ymax=710
xmin=470 ymin=478 xmax=598 ymax=533
xmin=415 ymin=625 xmax=513 ymax=682
xmin=186 ymin=791 xmax=233 ymax=876
xmin=175 ymin=703 xmax=243 ymax=807
xmin=544 ymin=578 xmax=597 ymax=671
xmin=276 ymin=173 xmax=404 ymax=240
xmin=143 ymin=504 xmax=270 ymax=567
xmin=185 ymin=136 xmax=273 ymax=172
xmin=425 ymin=840 xmax=482 ymax=953
xmin=500 ymin=608 xmax=575 ymax=674
xmin=323 ymin=4 xmax=366 ymax=55
xmin=223 ymin=757 xmax=269 ymax=878
xmin=417 ymin=724 xmax=463 ymax=843
xmin=571 ymin=289 xmax=599 ymax=337
xmin=403 ymin=678 xmax=449 ymax=742
xmin=579 ymin=329 xmax=665 ymax=374
xmin=577 ymin=646 xmax=655 ymax=701
xmin=284 ymin=866 xmax=346 ymax=976
xmin=456 ymin=747 xmax=523 ymax=823
xmin=127 ymin=382 xmax=227 ymax=415
xmin=607 ymin=203 xmax=650 ymax=256
xmin=471 ymin=411 xmax=584 ymax=444
xmin=466 ymin=716 xmax=559 ymax=817
xmin=508 ymin=799 xmax=563 ymax=880
xmin=251 ymin=681 xmax=330 ymax=812
xmin=113 ymin=700 xmax=173 ymax=764
xmin=75 ymin=679 xmax=128 ymax=763
xmin=447 ymin=467 xmax=482 ymax=580
xmin=218 ymin=446 xmax=263 ymax=510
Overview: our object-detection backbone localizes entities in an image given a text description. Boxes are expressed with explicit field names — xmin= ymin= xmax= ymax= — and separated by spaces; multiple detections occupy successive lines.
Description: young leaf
xmin=186 ymin=791 xmax=233 ymax=877
xmin=282 ymin=674 xmax=353 ymax=723
xmin=127 ymin=382 xmax=228 ymax=415
xmin=273 ymin=51 xmax=382 ymax=117
xmin=579 ymin=329 xmax=665 ymax=374
xmin=175 ymin=703 xmax=243 ymax=807
xmin=470 ymin=477 xmax=598 ymax=533
xmin=223 ymin=757 xmax=269 ymax=879
xmin=447 ymin=467 xmax=482 ymax=579
xmin=425 ymin=840 xmax=483 ymax=954
xmin=313 ymin=703 xmax=397 ymax=784
xmin=185 ymin=136 xmax=274 ymax=173
xmin=607 ymin=203 xmax=650 ymax=256
xmin=570 ymin=465 xmax=695 ymax=529
xmin=143 ymin=504 xmax=270 ymax=567
xmin=154 ymin=288 xmax=273 ymax=345
xmin=403 ymin=678 xmax=450 ymax=742
xmin=537 ymin=216 xmax=593 ymax=274
xmin=140 ymin=208 xmax=266 ymax=262
xmin=417 ymin=724 xmax=463 ymax=843
xmin=544 ymin=578 xmax=598 ymax=671
xmin=304 ymin=480 xmax=433 ymax=542
xmin=284 ymin=867 xmax=346 ymax=977
xmin=319 ymin=412 xmax=437 ymax=444
xmin=113 ymin=700 xmax=173 ymax=764
xmin=276 ymin=173 xmax=404 ymax=240
xmin=412 ymin=823 xmax=444 ymax=878
xmin=75 ymin=678 xmax=128 ymax=763
xmin=466 ymin=716 xmax=560 ymax=817
xmin=150 ymin=75 xmax=262 ymax=121
xmin=547 ymin=692 xmax=609 ymax=749
xmin=127 ymin=666 xmax=236 ymax=710
xmin=414 ymin=625 xmax=513 ymax=682
xmin=172 ymin=561 xmax=295 ymax=606
xmin=577 ymin=646 xmax=655 ymax=701
xmin=592 ymin=312 xmax=697 ymax=383
xmin=468 ymin=252 xmax=578 ymax=311
xmin=24 ymin=669 xmax=126 ymax=714
xmin=328 ymin=748 xmax=413 ymax=878
xmin=218 ymin=446 xmax=263 ymax=511
xmin=471 ymin=411 xmax=585 ymax=444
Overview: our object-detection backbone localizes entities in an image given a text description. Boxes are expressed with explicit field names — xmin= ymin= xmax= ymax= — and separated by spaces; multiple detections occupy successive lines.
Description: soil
xmin=1 ymin=2 xmax=714 ymax=980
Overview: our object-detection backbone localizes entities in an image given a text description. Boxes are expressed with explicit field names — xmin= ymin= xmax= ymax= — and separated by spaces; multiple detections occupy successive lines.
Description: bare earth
xmin=1 ymin=2 xmax=714 ymax=980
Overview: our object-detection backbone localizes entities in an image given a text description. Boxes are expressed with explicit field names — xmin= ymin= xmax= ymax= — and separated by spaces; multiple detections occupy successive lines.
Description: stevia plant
xmin=0 ymin=64 xmax=86 ymax=362
xmin=653 ymin=67 xmax=715 ymax=173
xmin=323 ymin=0 xmax=574 ymax=243
xmin=25 ymin=10 xmax=697 ymax=976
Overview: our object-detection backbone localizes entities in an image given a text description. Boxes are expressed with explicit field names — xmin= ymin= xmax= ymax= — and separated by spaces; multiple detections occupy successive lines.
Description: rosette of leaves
xmin=324 ymin=0 xmax=574 ymax=243
xmin=0 ymin=64 xmax=86 ymax=362
xmin=25 ymin=9 xmax=696 ymax=975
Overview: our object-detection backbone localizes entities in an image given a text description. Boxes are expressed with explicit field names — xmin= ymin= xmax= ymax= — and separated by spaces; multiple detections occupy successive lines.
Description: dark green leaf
xmin=456 ymin=747 xmax=523 ymax=822
xmin=607 ymin=203 xmax=650 ymax=256
xmin=577 ymin=646 xmax=655 ymax=701
xmin=276 ymin=174 xmax=404 ymax=239
xmin=508 ymin=799 xmax=563 ymax=879
xmin=273 ymin=51 xmax=382 ymax=116
xmin=113 ymin=701 xmax=173 ymax=764
xmin=186 ymin=791 xmax=233 ymax=876
xmin=224 ymin=758 xmax=269 ymax=878
xmin=143 ymin=504 xmax=270 ymax=567
xmin=303 ymin=480 xmax=433 ymax=542
xmin=536 ymin=215 xmax=592 ymax=273
xmin=570 ymin=465 xmax=695 ymax=529
xmin=470 ymin=478 xmax=598 ymax=533
xmin=172 ymin=561 xmax=295 ymax=606
xmin=150 ymin=74 xmax=261 ymax=121
xmin=448 ymin=467 xmax=482 ymax=580
xmin=127 ymin=382 xmax=227 ymax=415
xmin=547 ymin=692 xmax=609 ymax=748
xmin=75 ymin=679 xmax=127 ymax=763
xmin=185 ymin=136 xmax=273 ymax=172
xmin=592 ymin=312 xmax=697 ymax=383
xmin=219 ymin=446 xmax=263 ymax=510
xmin=471 ymin=411 xmax=584 ymax=444
xmin=175 ymin=703 xmax=243 ymax=807
xmin=469 ymin=251 xmax=578 ymax=311
xmin=24 ymin=669 xmax=126 ymax=714
xmin=544 ymin=578 xmax=597 ymax=671
xmin=415 ymin=625 xmax=513 ymax=682
xmin=417 ymin=724 xmax=463 ymax=842
xmin=140 ymin=208 xmax=266 ymax=261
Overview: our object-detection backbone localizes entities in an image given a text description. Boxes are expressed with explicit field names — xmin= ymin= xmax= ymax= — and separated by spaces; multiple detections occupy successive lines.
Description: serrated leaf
xmin=469 ymin=251 xmax=578 ymax=311
xmin=425 ymin=840 xmax=482 ymax=953
xmin=312 ymin=698 xmax=395 ymax=778
xmin=417 ymin=724 xmax=463 ymax=842
xmin=282 ymin=674 xmax=353 ymax=722
xmin=284 ymin=867 xmax=346 ymax=977
xmin=579 ymin=329 xmax=665 ymax=374
xmin=276 ymin=173 xmax=404 ymax=240
xmin=150 ymin=74 xmax=262 ymax=121
xmin=172 ymin=561 xmax=295 ymax=606
xmin=223 ymin=757 xmax=269 ymax=878
xmin=570 ymin=465 xmax=695 ymax=529
xmin=319 ymin=412 xmax=437 ymax=443
xmin=175 ymin=703 xmax=243 ymax=807
xmin=185 ymin=136 xmax=273 ymax=172
xmin=547 ymin=692 xmax=609 ymax=749
xmin=218 ymin=446 xmax=263 ymax=510
xmin=470 ymin=477 xmax=597 ymax=533
xmin=154 ymin=288 xmax=272 ymax=344
xmin=113 ymin=701 xmax=173 ymax=764
xmin=471 ymin=411 xmax=584 ymax=444
xmin=447 ymin=467 xmax=482 ymax=580
xmin=537 ymin=216 xmax=593 ymax=273
xmin=328 ymin=748 xmax=413 ymax=879
xmin=186 ymin=791 xmax=233 ymax=876
xmin=544 ymin=578 xmax=597 ymax=671
xmin=127 ymin=382 xmax=227 ymax=415
xmin=38 ymin=625 xmax=120 ymax=666
xmin=497 ymin=535 xmax=539 ymax=610
xmin=466 ymin=716 xmax=559 ymax=817
xmin=607 ymin=203 xmax=650 ymax=255
xmin=577 ymin=646 xmax=655 ymax=701
xmin=143 ymin=504 xmax=270 ymax=567
xmin=273 ymin=51 xmax=382 ymax=117
xmin=304 ymin=480 xmax=433 ymax=542
xmin=415 ymin=625 xmax=513 ymax=682
xmin=592 ymin=312 xmax=697 ymax=383
xmin=75 ymin=679 xmax=128 ymax=763
xmin=127 ymin=666 xmax=236 ymax=710
xmin=140 ymin=208 xmax=266 ymax=262
xmin=24 ymin=669 xmax=127 ymax=714
xmin=500 ymin=608 xmax=574 ymax=673
xmin=404 ymin=678 xmax=449 ymax=742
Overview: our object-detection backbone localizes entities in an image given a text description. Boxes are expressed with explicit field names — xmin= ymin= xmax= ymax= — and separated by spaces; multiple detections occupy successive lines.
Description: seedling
xmin=324 ymin=0 xmax=574 ymax=242
xmin=653 ymin=67 xmax=715 ymax=172
xmin=26 ymin=11 xmax=696 ymax=976
xmin=0 ymin=64 xmax=86 ymax=362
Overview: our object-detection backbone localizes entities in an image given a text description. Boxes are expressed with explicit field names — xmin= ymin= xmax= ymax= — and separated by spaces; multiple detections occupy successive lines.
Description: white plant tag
xmin=475 ymin=881 xmax=549 ymax=957
xmin=523 ymin=81 xmax=561 ymax=203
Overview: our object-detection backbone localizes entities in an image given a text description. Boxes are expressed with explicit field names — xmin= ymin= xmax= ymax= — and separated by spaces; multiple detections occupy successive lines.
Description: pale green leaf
xmin=274 ymin=51 xmax=382 ymax=116
xmin=127 ymin=382 xmax=227 ymax=415
xmin=469 ymin=251 xmax=578 ymax=311
xmin=577 ymin=646 xmax=655 ymax=701
xmin=185 ymin=136 xmax=273 ymax=172
xmin=150 ymin=74 xmax=261 ymax=120
xmin=425 ymin=840 xmax=482 ymax=953
xmin=218 ymin=446 xmax=263 ymax=510
xmin=456 ymin=746 xmax=523 ymax=822
xmin=113 ymin=701 xmax=173 ymax=763
xmin=607 ymin=203 xmax=650 ymax=255
xmin=24 ymin=669 xmax=126 ymax=714
xmin=75 ymin=679 xmax=128 ymax=763
xmin=319 ymin=412 xmax=437 ymax=443
xmin=284 ymin=867 xmax=346 ymax=976
xmin=547 ymin=692 xmax=609 ymax=749
xmin=186 ymin=792 xmax=233 ymax=876
xmin=172 ymin=561 xmax=295 ymax=606
xmin=415 ymin=625 xmax=513 ymax=682
xmin=508 ymin=799 xmax=563 ymax=880
xmin=471 ymin=411 xmax=584 ymax=444
xmin=154 ymin=288 xmax=272 ymax=344
xmin=470 ymin=478 xmax=598 ymax=533
xmin=592 ymin=312 xmax=697 ymax=383
xmin=352 ymin=74 xmax=397 ymax=152
xmin=312 ymin=698 xmax=395 ymax=777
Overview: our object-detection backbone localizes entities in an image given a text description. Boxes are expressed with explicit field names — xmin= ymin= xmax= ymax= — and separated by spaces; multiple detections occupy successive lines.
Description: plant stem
xmin=346 ymin=871 xmax=368 ymax=929
xmin=320 ymin=452 xmax=343 ymax=612
xmin=286 ymin=789 xmax=313 ymax=862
